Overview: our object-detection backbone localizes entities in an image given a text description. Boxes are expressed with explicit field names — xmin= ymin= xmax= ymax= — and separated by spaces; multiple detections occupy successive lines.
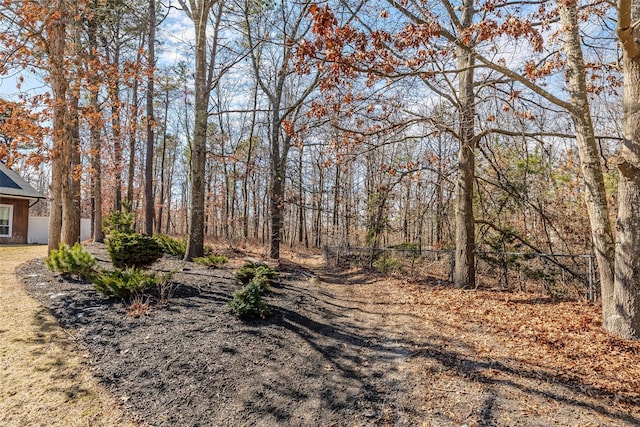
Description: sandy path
xmin=0 ymin=245 xmax=132 ymax=427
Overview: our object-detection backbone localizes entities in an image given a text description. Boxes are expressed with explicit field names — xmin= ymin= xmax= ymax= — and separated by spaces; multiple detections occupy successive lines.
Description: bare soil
xmin=16 ymin=243 xmax=640 ymax=426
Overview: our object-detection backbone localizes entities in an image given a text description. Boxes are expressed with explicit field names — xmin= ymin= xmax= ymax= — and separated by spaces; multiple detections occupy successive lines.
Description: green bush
xmin=106 ymin=232 xmax=163 ymax=269
xmin=194 ymin=254 xmax=228 ymax=268
xmin=154 ymin=234 xmax=187 ymax=257
xmin=102 ymin=210 xmax=134 ymax=235
xmin=229 ymin=280 xmax=270 ymax=319
xmin=235 ymin=262 xmax=278 ymax=285
xmin=92 ymin=268 xmax=162 ymax=299
xmin=250 ymin=274 xmax=271 ymax=292
xmin=45 ymin=243 xmax=97 ymax=278
xmin=373 ymin=255 xmax=403 ymax=274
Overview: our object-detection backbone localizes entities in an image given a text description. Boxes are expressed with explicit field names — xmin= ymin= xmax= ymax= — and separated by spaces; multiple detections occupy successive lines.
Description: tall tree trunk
xmin=89 ymin=101 xmax=103 ymax=242
xmin=298 ymin=148 xmax=305 ymax=244
xmin=47 ymin=0 xmax=67 ymax=252
xmin=67 ymin=5 xmax=82 ymax=244
xmin=559 ymin=0 xmax=616 ymax=326
xmin=453 ymin=0 xmax=476 ymax=287
xmin=109 ymin=46 xmax=123 ymax=211
xmin=231 ymin=162 xmax=238 ymax=238
xmin=243 ymin=86 xmax=257 ymax=241
xmin=144 ymin=0 xmax=156 ymax=235
xmin=332 ymin=163 xmax=340 ymax=238
xmin=184 ymin=6 xmax=209 ymax=260
xmin=62 ymin=91 xmax=81 ymax=244
xmin=165 ymin=143 xmax=177 ymax=234
xmin=612 ymin=0 xmax=640 ymax=339
xmin=157 ymin=81 xmax=170 ymax=234
xmin=223 ymin=140 xmax=231 ymax=239
xmin=313 ymin=161 xmax=323 ymax=248
xmin=269 ymin=146 xmax=285 ymax=258
xmin=127 ymin=49 xmax=142 ymax=206
xmin=253 ymin=174 xmax=260 ymax=240
xmin=87 ymin=1 xmax=103 ymax=243
xmin=435 ymin=138 xmax=445 ymax=246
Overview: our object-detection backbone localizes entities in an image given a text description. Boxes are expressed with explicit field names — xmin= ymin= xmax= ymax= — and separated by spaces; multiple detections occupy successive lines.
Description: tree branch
xmin=617 ymin=0 xmax=640 ymax=59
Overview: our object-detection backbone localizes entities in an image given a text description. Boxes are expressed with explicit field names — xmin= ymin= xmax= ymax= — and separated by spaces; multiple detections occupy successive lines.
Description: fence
xmin=28 ymin=216 xmax=92 ymax=244
xmin=322 ymin=245 xmax=598 ymax=301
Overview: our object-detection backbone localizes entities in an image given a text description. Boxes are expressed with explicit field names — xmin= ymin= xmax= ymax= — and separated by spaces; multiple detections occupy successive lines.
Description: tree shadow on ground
xmin=270 ymin=273 xmax=640 ymax=426
xmin=20 ymin=254 xmax=640 ymax=426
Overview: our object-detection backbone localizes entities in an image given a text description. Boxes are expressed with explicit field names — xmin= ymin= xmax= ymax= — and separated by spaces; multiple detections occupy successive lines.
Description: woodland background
xmin=1 ymin=0 xmax=640 ymax=339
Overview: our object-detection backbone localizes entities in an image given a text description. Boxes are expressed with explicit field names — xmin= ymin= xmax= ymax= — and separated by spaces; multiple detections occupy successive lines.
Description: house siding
xmin=0 ymin=197 xmax=29 ymax=244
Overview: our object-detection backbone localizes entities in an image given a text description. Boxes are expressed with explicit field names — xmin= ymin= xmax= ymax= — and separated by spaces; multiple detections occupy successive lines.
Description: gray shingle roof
xmin=0 ymin=162 xmax=46 ymax=199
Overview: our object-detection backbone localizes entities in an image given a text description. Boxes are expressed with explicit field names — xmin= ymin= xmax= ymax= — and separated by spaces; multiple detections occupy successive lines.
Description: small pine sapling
xmin=229 ymin=281 xmax=271 ymax=319
xmin=102 ymin=209 xmax=134 ymax=236
xmin=154 ymin=234 xmax=187 ymax=257
xmin=235 ymin=262 xmax=278 ymax=285
xmin=92 ymin=268 xmax=161 ymax=299
xmin=45 ymin=243 xmax=97 ymax=279
xmin=106 ymin=232 xmax=163 ymax=268
xmin=193 ymin=254 xmax=228 ymax=268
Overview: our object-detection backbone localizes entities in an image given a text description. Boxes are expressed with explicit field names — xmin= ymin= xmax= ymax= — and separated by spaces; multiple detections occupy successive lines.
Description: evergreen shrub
xmin=229 ymin=280 xmax=270 ymax=319
xmin=194 ymin=254 xmax=228 ymax=268
xmin=102 ymin=210 xmax=134 ymax=235
xmin=235 ymin=262 xmax=278 ymax=285
xmin=154 ymin=234 xmax=187 ymax=257
xmin=45 ymin=243 xmax=97 ymax=278
xmin=106 ymin=232 xmax=163 ymax=268
xmin=373 ymin=255 xmax=403 ymax=274
xmin=92 ymin=268 xmax=161 ymax=299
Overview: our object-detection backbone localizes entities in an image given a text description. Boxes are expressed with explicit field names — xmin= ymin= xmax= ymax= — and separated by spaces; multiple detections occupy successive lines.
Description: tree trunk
xmin=332 ymin=163 xmax=340 ymax=239
xmin=90 ymin=104 xmax=103 ymax=242
xmin=453 ymin=1 xmax=476 ymax=287
xmin=559 ymin=0 xmax=616 ymax=326
xmin=165 ymin=143 xmax=177 ymax=235
xmin=435 ymin=138 xmax=445 ymax=246
xmin=109 ymin=46 xmax=123 ymax=211
xmin=242 ymin=86 xmax=257 ymax=241
xmin=269 ymin=150 xmax=285 ymax=258
xmin=47 ymin=0 xmax=67 ymax=253
xmin=87 ymin=2 xmax=103 ymax=243
xmin=612 ymin=0 xmax=640 ymax=339
xmin=62 ymin=91 xmax=81 ymax=244
xmin=184 ymin=8 xmax=208 ymax=260
xmin=298 ymin=148 xmax=305 ymax=244
xmin=144 ymin=0 xmax=156 ymax=236
xmin=126 ymin=66 xmax=139 ymax=207
xmin=157 ymin=81 xmax=170 ymax=234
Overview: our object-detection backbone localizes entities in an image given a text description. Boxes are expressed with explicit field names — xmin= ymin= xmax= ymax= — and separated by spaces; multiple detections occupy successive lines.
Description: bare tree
xmin=612 ymin=0 xmax=640 ymax=339
xmin=244 ymin=0 xmax=319 ymax=259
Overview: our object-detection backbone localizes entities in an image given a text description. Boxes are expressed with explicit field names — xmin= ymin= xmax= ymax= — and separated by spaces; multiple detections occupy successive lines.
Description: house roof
xmin=0 ymin=162 xmax=46 ymax=200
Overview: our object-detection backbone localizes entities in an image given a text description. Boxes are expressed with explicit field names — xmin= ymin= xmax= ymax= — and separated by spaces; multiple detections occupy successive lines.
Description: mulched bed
xmin=17 ymin=244 xmax=422 ymax=426
xmin=17 ymin=243 xmax=640 ymax=426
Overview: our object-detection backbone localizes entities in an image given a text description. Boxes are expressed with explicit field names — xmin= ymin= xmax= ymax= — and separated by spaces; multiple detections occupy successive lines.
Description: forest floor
xmin=13 ymin=242 xmax=640 ymax=426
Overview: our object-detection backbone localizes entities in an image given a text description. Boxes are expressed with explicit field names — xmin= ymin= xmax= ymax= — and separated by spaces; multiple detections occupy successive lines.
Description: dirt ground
xmin=13 ymin=243 xmax=640 ymax=426
xmin=0 ymin=245 xmax=132 ymax=427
